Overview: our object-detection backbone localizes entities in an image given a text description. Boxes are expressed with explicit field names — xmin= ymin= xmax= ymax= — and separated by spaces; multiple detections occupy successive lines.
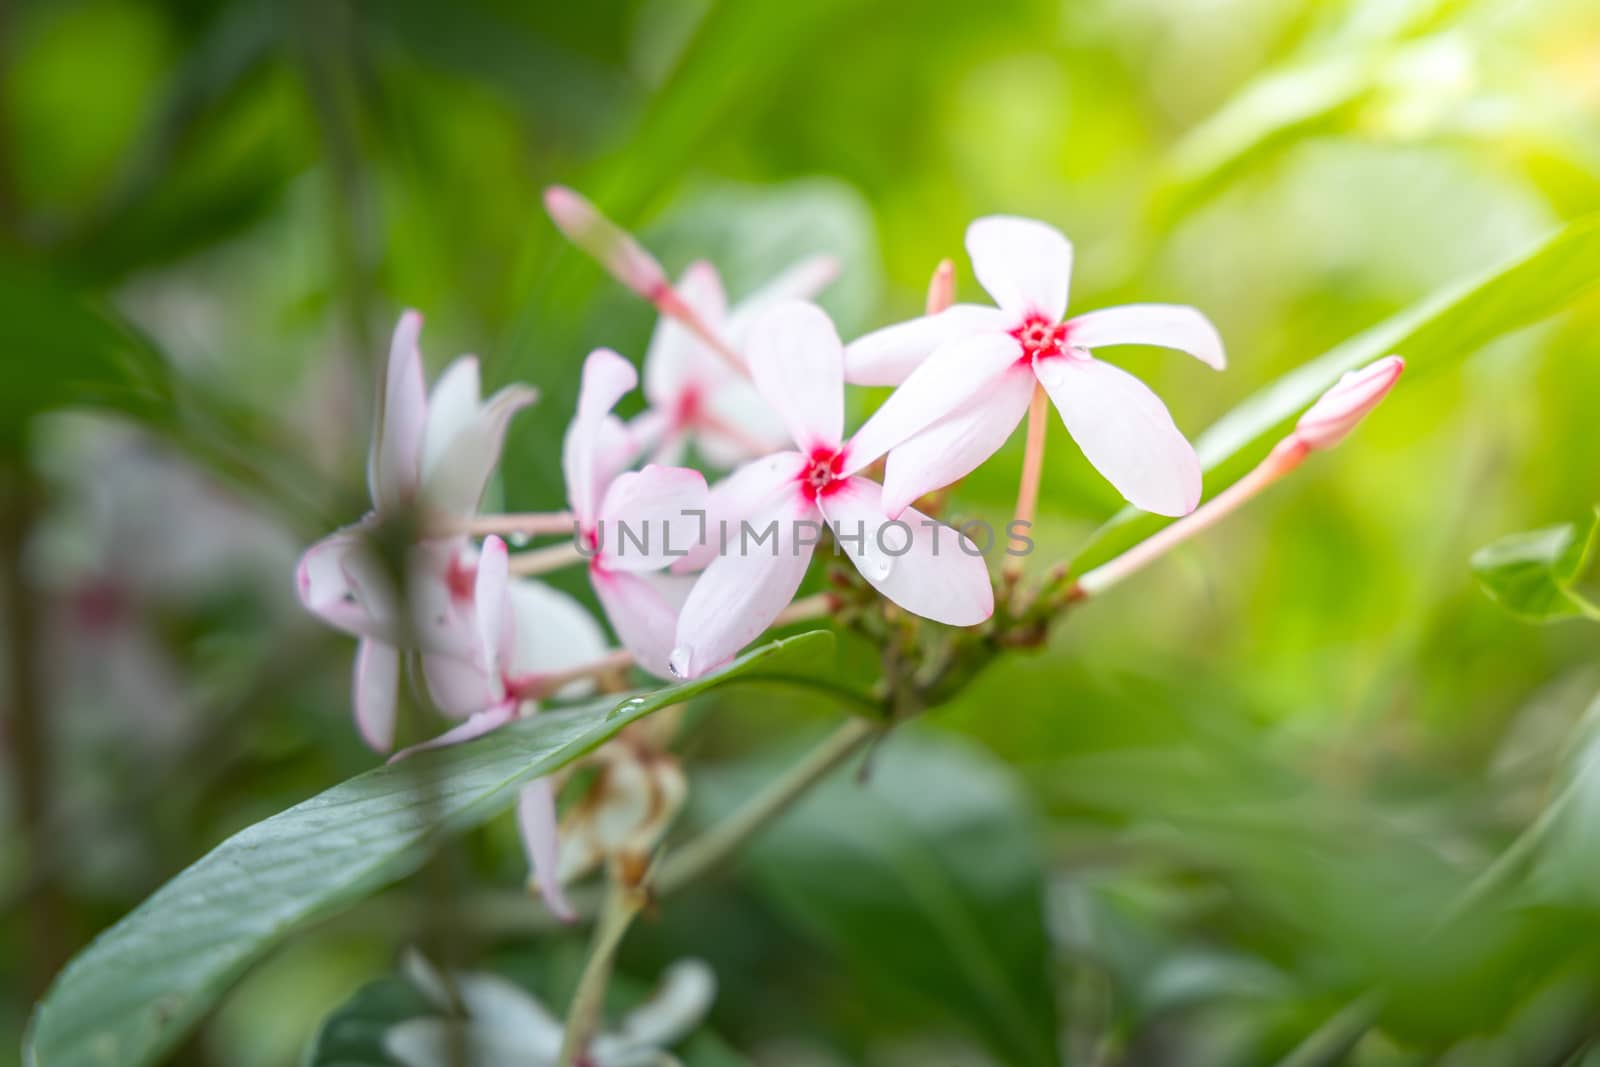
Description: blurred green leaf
xmin=0 ymin=263 xmax=173 ymax=448
xmin=698 ymin=728 xmax=1058 ymax=1067
xmin=1472 ymin=511 xmax=1600 ymax=623
xmin=304 ymin=976 xmax=429 ymax=1067
xmin=24 ymin=631 xmax=833 ymax=1067
xmin=1072 ymin=211 xmax=1600 ymax=571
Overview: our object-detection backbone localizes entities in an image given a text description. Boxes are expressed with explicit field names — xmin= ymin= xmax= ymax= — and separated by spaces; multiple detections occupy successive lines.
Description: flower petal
xmin=476 ymin=535 xmax=511 ymax=671
xmin=595 ymin=960 xmax=717 ymax=1058
xmin=966 ymin=216 xmax=1074 ymax=320
xmin=724 ymin=254 xmax=841 ymax=346
xmin=670 ymin=497 xmax=816 ymax=678
xmin=746 ymin=300 xmax=844 ymax=451
xmin=563 ymin=349 xmax=639 ymax=527
xmin=843 ymin=330 xmax=1021 ymax=475
xmin=297 ymin=527 xmax=383 ymax=637
xmin=421 ymin=380 xmax=537 ymax=519
xmin=419 ymin=356 xmax=481 ymax=475
xmin=592 ymin=568 xmax=684 ymax=680
xmin=1065 ymin=304 xmax=1226 ymax=370
xmin=670 ymin=451 xmax=806 ymax=573
xmin=843 ymin=304 xmax=1011 ymax=386
xmin=694 ymin=375 xmax=790 ymax=467
xmin=880 ymin=366 xmax=1036 ymax=516
xmin=1035 ymin=355 xmax=1201 ymax=517
xmin=507 ymin=579 xmax=610 ymax=682
xmin=519 ymin=778 xmax=577 ymax=922
xmin=353 ymin=638 xmax=400 ymax=752
xmin=596 ymin=464 xmax=710 ymax=573
xmin=389 ymin=701 xmax=517 ymax=762
xmin=643 ymin=261 xmax=728 ymax=407
xmin=818 ymin=478 xmax=993 ymax=626
xmin=369 ymin=311 xmax=428 ymax=513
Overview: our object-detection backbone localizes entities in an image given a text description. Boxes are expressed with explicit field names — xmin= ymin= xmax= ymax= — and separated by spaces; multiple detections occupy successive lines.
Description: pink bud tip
xmin=1294 ymin=355 xmax=1405 ymax=451
xmin=543 ymin=185 xmax=668 ymax=301
xmin=925 ymin=258 xmax=956 ymax=315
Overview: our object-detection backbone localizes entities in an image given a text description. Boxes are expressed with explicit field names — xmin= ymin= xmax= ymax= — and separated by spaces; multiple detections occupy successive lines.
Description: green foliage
xmin=1472 ymin=510 xmax=1600 ymax=623
xmin=24 ymin=631 xmax=832 ymax=1067
xmin=0 ymin=264 xmax=172 ymax=449
xmin=694 ymin=728 xmax=1059 ymax=1067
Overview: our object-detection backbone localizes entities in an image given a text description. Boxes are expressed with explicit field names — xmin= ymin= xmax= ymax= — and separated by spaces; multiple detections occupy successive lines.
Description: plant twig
xmin=556 ymin=881 xmax=646 ymax=1067
xmin=657 ymin=716 xmax=877 ymax=894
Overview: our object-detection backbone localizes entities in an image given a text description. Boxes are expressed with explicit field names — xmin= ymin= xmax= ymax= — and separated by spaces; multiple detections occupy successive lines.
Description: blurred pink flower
xmin=845 ymin=216 xmax=1225 ymax=517
xmin=670 ymin=301 xmax=994 ymax=679
xmin=297 ymin=311 xmax=537 ymax=749
xmin=564 ymin=349 xmax=709 ymax=678
xmin=398 ymin=535 xmax=609 ymax=921
xmin=631 ymin=257 xmax=837 ymax=467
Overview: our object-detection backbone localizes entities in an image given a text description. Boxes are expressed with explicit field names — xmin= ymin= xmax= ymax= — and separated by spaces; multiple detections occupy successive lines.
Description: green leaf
xmin=24 ymin=630 xmax=833 ymax=1067
xmin=304 ymin=977 xmax=430 ymax=1067
xmin=697 ymin=727 xmax=1059 ymax=1067
xmin=0 ymin=262 xmax=173 ymax=449
xmin=1071 ymin=212 xmax=1600 ymax=571
xmin=1471 ymin=511 xmax=1600 ymax=623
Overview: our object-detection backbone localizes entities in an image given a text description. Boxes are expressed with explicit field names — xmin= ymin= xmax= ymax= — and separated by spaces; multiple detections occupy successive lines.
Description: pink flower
xmin=565 ymin=349 xmax=710 ymax=678
xmin=844 ymin=216 xmax=1225 ymax=518
xmin=367 ymin=310 xmax=538 ymax=525
xmin=631 ymin=257 xmax=838 ymax=467
xmin=669 ymin=301 xmax=995 ymax=679
xmin=1291 ymin=355 xmax=1405 ymax=452
xmin=297 ymin=312 xmax=537 ymax=749
xmin=398 ymin=536 xmax=610 ymax=922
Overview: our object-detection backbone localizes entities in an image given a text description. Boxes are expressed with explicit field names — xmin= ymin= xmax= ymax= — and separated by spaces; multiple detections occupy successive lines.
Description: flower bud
xmin=544 ymin=185 xmax=669 ymax=302
xmin=1294 ymin=355 xmax=1405 ymax=451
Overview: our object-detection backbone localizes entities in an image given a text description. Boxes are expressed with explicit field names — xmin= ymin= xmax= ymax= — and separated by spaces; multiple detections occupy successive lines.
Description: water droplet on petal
xmin=668 ymin=647 xmax=692 ymax=679
xmin=1030 ymin=356 xmax=1068 ymax=390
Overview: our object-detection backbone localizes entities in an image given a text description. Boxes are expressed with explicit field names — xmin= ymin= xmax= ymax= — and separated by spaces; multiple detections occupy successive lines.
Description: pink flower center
xmin=1010 ymin=313 xmax=1070 ymax=363
xmin=445 ymin=553 xmax=476 ymax=603
xmin=674 ymin=385 xmax=702 ymax=428
xmin=797 ymin=447 xmax=846 ymax=502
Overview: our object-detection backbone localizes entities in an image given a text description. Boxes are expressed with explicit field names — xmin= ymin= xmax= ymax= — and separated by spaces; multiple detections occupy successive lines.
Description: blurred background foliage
xmin=3 ymin=0 xmax=1600 ymax=1064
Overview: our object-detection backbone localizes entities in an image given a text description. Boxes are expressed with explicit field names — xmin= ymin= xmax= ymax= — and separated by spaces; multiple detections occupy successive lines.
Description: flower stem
xmin=455 ymin=511 xmax=575 ymax=539
xmin=508 ymin=541 xmax=586 ymax=576
xmin=773 ymin=592 xmax=837 ymax=627
xmin=1006 ymin=384 xmax=1050 ymax=582
xmin=1073 ymin=438 xmax=1307 ymax=598
xmin=657 ymin=716 xmax=877 ymax=895
xmin=555 ymin=880 xmax=646 ymax=1067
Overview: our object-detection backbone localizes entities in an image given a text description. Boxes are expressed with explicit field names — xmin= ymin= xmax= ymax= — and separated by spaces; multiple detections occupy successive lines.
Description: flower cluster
xmin=296 ymin=188 xmax=1402 ymax=918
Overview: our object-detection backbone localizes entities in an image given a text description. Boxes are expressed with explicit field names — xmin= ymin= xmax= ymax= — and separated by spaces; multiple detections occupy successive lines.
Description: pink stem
xmin=508 ymin=541 xmax=586 ymax=576
xmin=1005 ymin=384 xmax=1050 ymax=581
xmin=1075 ymin=438 xmax=1308 ymax=597
xmin=458 ymin=511 xmax=576 ymax=539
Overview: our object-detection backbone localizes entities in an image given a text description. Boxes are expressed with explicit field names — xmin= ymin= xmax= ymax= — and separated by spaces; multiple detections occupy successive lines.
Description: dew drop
xmin=609 ymin=696 xmax=647 ymax=720
xmin=507 ymin=531 xmax=532 ymax=548
xmin=668 ymin=647 xmax=692 ymax=679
